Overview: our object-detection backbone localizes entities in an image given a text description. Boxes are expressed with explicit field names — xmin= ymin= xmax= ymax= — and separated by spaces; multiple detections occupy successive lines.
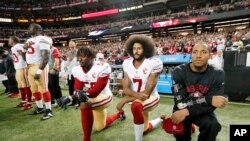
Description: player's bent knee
xmin=80 ymin=102 xmax=91 ymax=109
xmin=131 ymin=102 xmax=144 ymax=124
xmin=131 ymin=102 xmax=143 ymax=114
xmin=201 ymin=119 xmax=221 ymax=132
xmin=211 ymin=120 xmax=221 ymax=132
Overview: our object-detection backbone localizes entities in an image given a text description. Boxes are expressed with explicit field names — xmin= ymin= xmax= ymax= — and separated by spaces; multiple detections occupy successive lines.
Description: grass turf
xmin=0 ymin=87 xmax=250 ymax=141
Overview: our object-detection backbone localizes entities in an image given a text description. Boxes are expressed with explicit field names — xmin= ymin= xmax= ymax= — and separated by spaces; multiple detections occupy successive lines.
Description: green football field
xmin=0 ymin=87 xmax=250 ymax=141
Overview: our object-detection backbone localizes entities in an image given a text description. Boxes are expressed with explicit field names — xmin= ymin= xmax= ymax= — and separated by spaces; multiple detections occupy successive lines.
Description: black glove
xmin=75 ymin=90 xmax=89 ymax=103
xmin=57 ymin=96 xmax=72 ymax=108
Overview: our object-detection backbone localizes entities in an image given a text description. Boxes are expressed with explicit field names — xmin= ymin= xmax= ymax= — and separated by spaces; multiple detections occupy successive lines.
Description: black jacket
xmin=172 ymin=63 xmax=225 ymax=117
xmin=2 ymin=55 xmax=16 ymax=77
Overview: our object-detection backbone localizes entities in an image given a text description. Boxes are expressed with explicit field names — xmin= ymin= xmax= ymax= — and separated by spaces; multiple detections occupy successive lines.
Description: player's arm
xmin=86 ymin=75 xmax=109 ymax=98
xmin=34 ymin=38 xmax=50 ymax=79
xmin=50 ymin=48 xmax=60 ymax=73
xmin=17 ymin=46 xmax=26 ymax=61
xmin=171 ymin=67 xmax=189 ymax=111
xmin=143 ymin=58 xmax=163 ymax=97
xmin=34 ymin=49 xmax=49 ymax=80
xmin=187 ymin=71 xmax=227 ymax=117
xmin=123 ymin=72 xmax=147 ymax=101
xmin=53 ymin=58 xmax=60 ymax=71
xmin=40 ymin=49 xmax=49 ymax=70
xmin=171 ymin=67 xmax=192 ymax=124
xmin=143 ymin=72 xmax=160 ymax=98
xmin=123 ymin=72 xmax=136 ymax=98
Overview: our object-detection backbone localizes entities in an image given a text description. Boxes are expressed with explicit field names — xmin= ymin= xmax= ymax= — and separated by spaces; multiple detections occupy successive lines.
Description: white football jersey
xmin=72 ymin=61 xmax=112 ymax=96
xmin=11 ymin=43 xmax=27 ymax=69
xmin=123 ymin=57 xmax=163 ymax=97
xmin=26 ymin=36 xmax=52 ymax=64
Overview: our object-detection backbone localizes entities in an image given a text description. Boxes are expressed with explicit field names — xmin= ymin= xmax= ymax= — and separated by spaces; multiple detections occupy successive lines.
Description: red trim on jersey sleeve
xmin=87 ymin=75 xmax=109 ymax=98
xmin=74 ymin=77 xmax=84 ymax=90
xmin=52 ymin=47 xmax=60 ymax=58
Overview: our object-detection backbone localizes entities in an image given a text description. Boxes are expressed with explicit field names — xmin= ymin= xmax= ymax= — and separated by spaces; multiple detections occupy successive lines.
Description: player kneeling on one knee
xmin=162 ymin=42 xmax=228 ymax=141
xmin=57 ymin=47 xmax=125 ymax=141
xmin=118 ymin=35 xmax=164 ymax=141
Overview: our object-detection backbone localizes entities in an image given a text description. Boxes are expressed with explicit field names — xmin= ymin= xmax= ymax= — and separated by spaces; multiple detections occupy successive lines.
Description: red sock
xmin=81 ymin=108 xmax=93 ymax=141
xmin=33 ymin=92 xmax=42 ymax=101
xmin=143 ymin=123 xmax=153 ymax=135
xmin=43 ymin=91 xmax=51 ymax=102
xmin=131 ymin=102 xmax=144 ymax=124
xmin=105 ymin=112 xmax=120 ymax=128
xmin=20 ymin=88 xmax=26 ymax=101
xmin=25 ymin=87 xmax=32 ymax=103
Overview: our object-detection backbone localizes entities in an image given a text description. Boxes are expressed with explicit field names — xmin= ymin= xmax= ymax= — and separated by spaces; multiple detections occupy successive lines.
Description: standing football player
xmin=24 ymin=23 xmax=53 ymax=120
xmin=9 ymin=36 xmax=33 ymax=110
xmin=121 ymin=35 xmax=164 ymax=141
xmin=57 ymin=47 xmax=125 ymax=141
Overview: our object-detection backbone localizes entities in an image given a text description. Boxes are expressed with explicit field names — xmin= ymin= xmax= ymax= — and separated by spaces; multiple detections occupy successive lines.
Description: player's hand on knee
xmin=75 ymin=90 xmax=89 ymax=103
xmin=212 ymin=96 xmax=228 ymax=108
xmin=136 ymin=93 xmax=149 ymax=101
xmin=57 ymin=96 xmax=72 ymax=108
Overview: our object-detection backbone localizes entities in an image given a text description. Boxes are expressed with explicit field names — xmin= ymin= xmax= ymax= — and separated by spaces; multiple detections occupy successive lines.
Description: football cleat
xmin=15 ymin=102 xmax=26 ymax=108
xmin=41 ymin=109 xmax=53 ymax=120
xmin=8 ymin=93 xmax=20 ymax=98
xmin=22 ymin=103 xmax=32 ymax=111
xmin=30 ymin=107 xmax=44 ymax=115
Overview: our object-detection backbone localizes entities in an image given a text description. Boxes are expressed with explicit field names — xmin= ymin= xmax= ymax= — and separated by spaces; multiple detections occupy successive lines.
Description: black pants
xmin=67 ymin=75 xmax=75 ymax=96
xmin=174 ymin=113 xmax=221 ymax=141
xmin=7 ymin=75 xmax=19 ymax=94
xmin=2 ymin=80 xmax=9 ymax=93
xmin=48 ymin=73 xmax=62 ymax=103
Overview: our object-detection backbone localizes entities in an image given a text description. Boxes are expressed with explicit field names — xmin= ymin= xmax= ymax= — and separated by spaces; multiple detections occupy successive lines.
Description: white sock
xmin=45 ymin=102 xmax=51 ymax=110
xmin=149 ymin=118 xmax=164 ymax=129
xmin=134 ymin=124 xmax=144 ymax=141
xmin=36 ymin=100 xmax=43 ymax=108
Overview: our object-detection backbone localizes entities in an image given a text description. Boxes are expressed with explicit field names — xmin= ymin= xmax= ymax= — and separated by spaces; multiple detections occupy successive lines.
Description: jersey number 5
xmin=27 ymin=46 xmax=35 ymax=54
xmin=83 ymin=82 xmax=96 ymax=88
xmin=133 ymin=78 xmax=142 ymax=92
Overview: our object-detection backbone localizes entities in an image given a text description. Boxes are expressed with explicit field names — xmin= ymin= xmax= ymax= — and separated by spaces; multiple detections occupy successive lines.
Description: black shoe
xmin=41 ymin=109 xmax=53 ymax=120
xmin=30 ymin=107 xmax=44 ymax=115
xmin=119 ymin=110 xmax=126 ymax=121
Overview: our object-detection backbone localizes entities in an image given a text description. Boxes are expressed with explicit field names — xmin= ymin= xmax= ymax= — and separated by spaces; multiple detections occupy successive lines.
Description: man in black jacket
xmin=0 ymin=59 xmax=9 ymax=94
xmin=0 ymin=48 xmax=19 ymax=97
xmin=170 ymin=42 xmax=228 ymax=141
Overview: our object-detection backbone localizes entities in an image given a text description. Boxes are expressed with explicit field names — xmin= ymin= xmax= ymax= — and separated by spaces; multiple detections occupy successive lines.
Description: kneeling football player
xmin=57 ymin=47 xmax=125 ymax=141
